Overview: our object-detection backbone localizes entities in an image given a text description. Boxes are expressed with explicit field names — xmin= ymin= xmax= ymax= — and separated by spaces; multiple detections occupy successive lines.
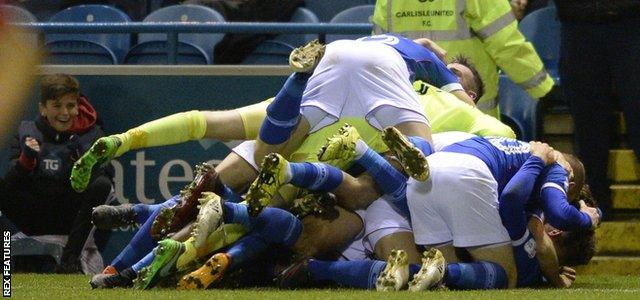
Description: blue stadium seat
xmin=1 ymin=4 xmax=37 ymax=22
xmin=246 ymin=7 xmax=319 ymax=66
xmin=273 ymin=7 xmax=320 ymax=47
xmin=5 ymin=0 xmax=64 ymax=22
xmin=0 ymin=4 xmax=39 ymax=49
xmin=46 ymin=5 xmax=131 ymax=63
xmin=498 ymin=75 xmax=538 ymax=141
xmin=305 ymin=0 xmax=375 ymax=22
xmin=326 ymin=5 xmax=374 ymax=43
xmin=44 ymin=40 xmax=117 ymax=64
xmin=240 ymin=40 xmax=295 ymax=65
xmin=124 ymin=40 xmax=210 ymax=65
xmin=518 ymin=6 xmax=561 ymax=82
xmin=137 ymin=4 xmax=225 ymax=64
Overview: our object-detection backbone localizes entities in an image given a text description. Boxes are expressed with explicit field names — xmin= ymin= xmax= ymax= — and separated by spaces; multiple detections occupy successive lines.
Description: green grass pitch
xmin=9 ymin=274 xmax=640 ymax=299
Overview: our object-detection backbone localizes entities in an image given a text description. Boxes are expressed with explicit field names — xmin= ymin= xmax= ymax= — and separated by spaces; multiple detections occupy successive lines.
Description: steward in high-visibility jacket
xmin=372 ymin=0 xmax=554 ymax=118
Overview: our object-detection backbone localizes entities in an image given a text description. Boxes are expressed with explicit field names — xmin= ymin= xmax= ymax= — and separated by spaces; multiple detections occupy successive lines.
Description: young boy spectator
xmin=0 ymin=74 xmax=112 ymax=273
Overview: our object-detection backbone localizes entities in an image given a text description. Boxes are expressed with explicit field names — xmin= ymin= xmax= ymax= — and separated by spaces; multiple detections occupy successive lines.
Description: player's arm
xmin=538 ymin=165 xmax=594 ymax=231
xmin=499 ymin=155 xmax=545 ymax=239
xmin=428 ymin=60 xmax=476 ymax=106
xmin=528 ymin=216 xmax=573 ymax=288
xmin=413 ymin=38 xmax=447 ymax=61
xmin=499 ymin=141 xmax=552 ymax=238
xmin=417 ymin=54 xmax=475 ymax=106
xmin=407 ymin=39 xmax=475 ymax=106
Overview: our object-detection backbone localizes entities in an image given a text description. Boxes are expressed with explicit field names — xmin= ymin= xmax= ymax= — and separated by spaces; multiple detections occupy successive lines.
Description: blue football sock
xmin=444 ymin=261 xmax=508 ymax=290
xmin=226 ymin=233 xmax=268 ymax=271
xmin=407 ymin=136 xmax=433 ymax=156
xmin=258 ymin=73 xmax=309 ymax=145
xmin=307 ymin=260 xmax=423 ymax=289
xmin=111 ymin=197 xmax=179 ymax=271
xmin=222 ymin=202 xmax=252 ymax=229
xmin=355 ymin=148 xmax=410 ymax=215
xmin=111 ymin=208 xmax=160 ymax=271
xmin=308 ymin=260 xmax=386 ymax=289
xmin=252 ymin=206 xmax=302 ymax=246
xmin=289 ymin=162 xmax=344 ymax=192
xmin=409 ymin=263 xmax=421 ymax=280
xmin=131 ymin=251 xmax=155 ymax=272
xmin=219 ymin=184 xmax=242 ymax=203
xmin=223 ymin=202 xmax=302 ymax=247
xmin=131 ymin=195 xmax=180 ymax=224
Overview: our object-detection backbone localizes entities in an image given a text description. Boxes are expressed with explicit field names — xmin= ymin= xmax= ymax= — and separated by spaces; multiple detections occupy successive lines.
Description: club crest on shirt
xmin=358 ymin=34 xmax=400 ymax=46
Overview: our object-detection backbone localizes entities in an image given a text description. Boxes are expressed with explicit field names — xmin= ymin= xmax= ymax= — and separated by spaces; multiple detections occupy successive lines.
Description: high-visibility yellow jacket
xmin=372 ymin=0 xmax=554 ymax=118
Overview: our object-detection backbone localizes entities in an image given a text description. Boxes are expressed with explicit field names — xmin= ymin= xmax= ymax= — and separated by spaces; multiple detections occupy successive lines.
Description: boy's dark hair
xmin=450 ymin=55 xmax=485 ymax=102
xmin=562 ymin=185 xmax=598 ymax=266
xmin=40 ymin=74 xmax=80 ymax=104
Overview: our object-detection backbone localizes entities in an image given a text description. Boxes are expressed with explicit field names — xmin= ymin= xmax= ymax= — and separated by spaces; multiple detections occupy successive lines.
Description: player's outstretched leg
xmin=245 ymin=153 xmax=289 ymax=216
xmin=376 ymin=249 xmax=410 ymax=291
xmin=132 ymin=192 xmax=223 ymax=289
xmin=149 ymin=163 xmax=222 ymax=239
xmin=189 ymin=192 xmax=225 ymax=249
xmin=382 ymin=126 xmax=430 ymax=181
xmin=90 ymin=268 xmax=137 ymax=289
xmin=317 ymin=123 xmax=361 ymax=165
xmin=177 ymin=252 xmax=231 ymax=290
xmin=289 ymin=39 xmax=325 ymax=73
xmin=91 ymin=204 xmax=136 ymax=230
xmin=149 ymin=207 xmax=174 ymax=241
xmin=408 ymin=248 xmax=446 ymax=291
xmin=275 ymin=257 xmax=313 ymax=289
xmin=133 ymin=239 xmax=185 ymax=290
xmin=70 ymin=136 xmax=121 ymax=192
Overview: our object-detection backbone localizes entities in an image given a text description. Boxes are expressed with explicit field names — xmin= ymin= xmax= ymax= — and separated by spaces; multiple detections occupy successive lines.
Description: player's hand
xmin=554 ymin=151 xmax=574 ymax=179
xmin=413 ymin=38 xmax=447 ymax=62
xmin=579 ymin=200 xmax=601 ymax=229
xmin=529 ymin=141 xmax=555 ymax=165
xmin=557 ymin=266 xmax=576 ymax=288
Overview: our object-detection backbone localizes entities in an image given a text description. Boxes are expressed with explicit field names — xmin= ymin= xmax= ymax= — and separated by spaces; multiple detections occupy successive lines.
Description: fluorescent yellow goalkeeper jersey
xmin=286 ymin=82 xmax=515 ymax=165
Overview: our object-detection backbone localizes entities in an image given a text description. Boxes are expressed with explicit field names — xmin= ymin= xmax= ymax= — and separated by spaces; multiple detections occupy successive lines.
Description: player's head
xmin=560 ymin=153 xmax=586 ymax=201
xmin=546 ymin=185 xmax=597 ymax=266
xmin=546 ymin=224 xmax=596 ymax=266
xmin=448 ymin=55 xmax=484 ymax=103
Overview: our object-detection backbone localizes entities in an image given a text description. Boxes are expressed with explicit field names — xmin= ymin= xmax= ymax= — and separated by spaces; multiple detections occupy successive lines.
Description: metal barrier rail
xmin=14 ymin=22 xmax=374 ymax=63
